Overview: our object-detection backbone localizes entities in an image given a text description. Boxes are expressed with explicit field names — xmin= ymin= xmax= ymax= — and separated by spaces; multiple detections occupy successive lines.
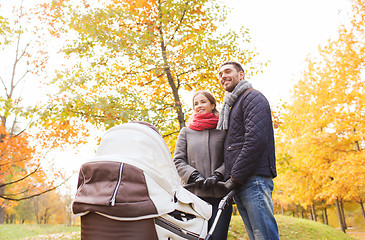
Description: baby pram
xmin=72 ymin=122 xmax=213 ymax=240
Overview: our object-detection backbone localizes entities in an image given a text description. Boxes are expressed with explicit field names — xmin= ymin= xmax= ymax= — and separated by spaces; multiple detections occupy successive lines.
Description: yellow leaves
xmin=41 ymin=0 xmax=264 ymax=146
xmin=34 ymin=119 xmax=90 ymax=150
xmin=274 ymin=0 xmax=365 ymax=208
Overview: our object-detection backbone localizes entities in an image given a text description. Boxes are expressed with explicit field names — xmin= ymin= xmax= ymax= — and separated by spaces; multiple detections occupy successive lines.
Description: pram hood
xmin=95 ymin=123 xmax=180 ymax=197
xmin=73 ymin=123 xmax=211 ymax=221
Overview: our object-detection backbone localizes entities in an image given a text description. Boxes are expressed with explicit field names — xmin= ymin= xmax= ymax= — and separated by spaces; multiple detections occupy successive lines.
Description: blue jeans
xmin=202 ymin=197 xmax=232 ymax=240
xmin=234 ymin=176 xmax=279 ymax=240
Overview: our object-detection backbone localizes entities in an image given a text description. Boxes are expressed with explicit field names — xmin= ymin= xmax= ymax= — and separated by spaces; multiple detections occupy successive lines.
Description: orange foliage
xmin=0 ymin=122 xmax=56 ymax=206
xmin=0 ymin=125 xmax=34 ymax=185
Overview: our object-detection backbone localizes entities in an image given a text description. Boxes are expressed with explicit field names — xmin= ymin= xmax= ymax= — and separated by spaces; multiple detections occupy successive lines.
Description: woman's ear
xmin=211 ymin=103 xmax=216 ymax=112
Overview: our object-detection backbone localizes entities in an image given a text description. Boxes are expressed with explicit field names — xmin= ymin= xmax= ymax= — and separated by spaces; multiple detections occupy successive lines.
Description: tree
xmin=274 ymin=0 xmax=365 ymax=231
xmin=0 ymin=0 xmax=80 ymax=223
xmin=41 ymin=0 xmax=265 ymax=147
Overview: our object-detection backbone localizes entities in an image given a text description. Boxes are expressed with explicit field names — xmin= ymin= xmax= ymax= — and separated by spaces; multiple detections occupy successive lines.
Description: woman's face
xmin=193 ymin=93 xmax=215 ymax=114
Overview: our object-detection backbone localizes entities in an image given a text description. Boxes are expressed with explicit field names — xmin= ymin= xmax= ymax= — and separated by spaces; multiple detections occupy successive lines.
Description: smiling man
xmin=217 ymin=61 xmax=279 ymax=240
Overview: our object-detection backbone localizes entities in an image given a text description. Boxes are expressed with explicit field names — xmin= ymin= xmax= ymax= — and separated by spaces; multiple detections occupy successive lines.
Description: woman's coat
xmin=174 ymin=127 xmax=227 ymax=198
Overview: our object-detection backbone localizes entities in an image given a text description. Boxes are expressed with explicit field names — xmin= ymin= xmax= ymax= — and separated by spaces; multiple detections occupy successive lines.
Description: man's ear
xmin=239 ymin=71 xmax=245 ymax=80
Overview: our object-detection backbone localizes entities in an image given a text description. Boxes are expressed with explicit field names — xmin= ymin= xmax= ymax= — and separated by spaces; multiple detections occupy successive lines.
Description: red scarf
xmin=188 ymin=113 xmax=219 ymax=131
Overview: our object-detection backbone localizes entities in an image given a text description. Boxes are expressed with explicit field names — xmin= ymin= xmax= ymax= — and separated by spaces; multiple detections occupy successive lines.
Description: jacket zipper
xmin=110 ymin=163 xmax=124 ymax=206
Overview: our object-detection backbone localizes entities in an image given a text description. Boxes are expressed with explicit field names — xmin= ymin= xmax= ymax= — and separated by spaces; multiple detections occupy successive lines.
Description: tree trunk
xmin=310 ymin=204 xmax=317 ymax=221
xmin=157 ymin=1 xmax=185 ymax=130
xmin=233 ymin=205 xmax=238 ymax=215
xmin=164 ymin=66 xmax=185 ymax=129
xmin=67 ymin=208 xmax=72 ymax=226
xmin=335 ymin=197 xmax=346 ymax=233
xmin=323 ymin=207 xmax=328 ymax=225
xmin=33 ymin=198 xmax=40 ymax=224
xmin=280 ymin=205 xmax=284 ymax=215
xmin=340 ymin=199 xmax=347 ymax=229
xmin=43 ymin=208 xmax=49 ymax=224
xmin=0 ymin=181 xmax=4 ymax=223
xmin=295 ymin=205 xmax=299 ymax=218
xmin=360 ymin=199 xmax=365 ymax=223
xmin=0 ymin=207 xmax=4 ymax=224
xmin=321 ymin=211 xmax=325 ymax=224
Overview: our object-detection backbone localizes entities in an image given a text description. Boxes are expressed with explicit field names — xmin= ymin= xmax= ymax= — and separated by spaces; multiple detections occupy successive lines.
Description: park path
xmin=21 ymin=232 xmax=80 ymax=240
xmin=20 ymin=230 xmax=364 ymax=240
xmin=348 ymin=230 xmax=365 ymax=240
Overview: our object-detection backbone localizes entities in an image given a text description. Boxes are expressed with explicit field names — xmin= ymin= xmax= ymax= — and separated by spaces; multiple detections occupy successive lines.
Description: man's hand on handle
xmin=224 ymin=177 xmax=240 ymax=191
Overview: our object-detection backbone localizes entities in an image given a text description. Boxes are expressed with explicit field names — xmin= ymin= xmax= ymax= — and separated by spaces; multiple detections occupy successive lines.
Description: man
xmin=217 ymin=61 xmax=279 ymax=240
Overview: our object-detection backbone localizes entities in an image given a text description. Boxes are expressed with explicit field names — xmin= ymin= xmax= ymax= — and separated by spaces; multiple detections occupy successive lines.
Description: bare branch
xmin=9 ymin=116 xmax=17 ymax=137
xmin=0 ymin=164 xmax=40 ymax=188
xmin=0 ymin=174 xmax=73 ymax=201
xmin=0 ymin=75 xmax=9 ymax=95
xmin=162 ymin=131 xmax=179 ymax=138
xmin=13 ymin=69 xmax=30 ymax=89
xmin=167 ymin=1 xmax=188 ymax=45
xmin=176 ymin=64 xmax=206 ymax=78
xmin=141 ymin=73 xmax=164 ymax=86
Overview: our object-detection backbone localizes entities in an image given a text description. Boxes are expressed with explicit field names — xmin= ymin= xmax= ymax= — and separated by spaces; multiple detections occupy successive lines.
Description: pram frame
xmin=184 ymin=182 xmax=236 ymax=240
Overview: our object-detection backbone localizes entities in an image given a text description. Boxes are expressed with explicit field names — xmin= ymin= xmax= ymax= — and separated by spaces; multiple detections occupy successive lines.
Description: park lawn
xmin=0 ymin=215 xmax=356 ymax=240
xmin=228 ymin=214 xmax=355 ymax=240
xmin=0 ymin=224 xmax=80 ymax=240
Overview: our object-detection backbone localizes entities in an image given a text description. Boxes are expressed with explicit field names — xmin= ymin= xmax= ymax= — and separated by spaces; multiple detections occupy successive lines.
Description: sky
xmin=225 ymin=0 xmax=352 ymax=107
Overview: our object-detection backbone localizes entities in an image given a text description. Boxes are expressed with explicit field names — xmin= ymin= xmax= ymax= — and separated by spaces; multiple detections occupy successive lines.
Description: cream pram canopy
xmin=73 ymin=122 xmax=212 ymax=240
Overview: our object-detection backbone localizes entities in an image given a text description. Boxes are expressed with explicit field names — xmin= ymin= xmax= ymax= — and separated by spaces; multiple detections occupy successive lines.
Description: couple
xmin=174 ymin=61 xmax=279 ymax=240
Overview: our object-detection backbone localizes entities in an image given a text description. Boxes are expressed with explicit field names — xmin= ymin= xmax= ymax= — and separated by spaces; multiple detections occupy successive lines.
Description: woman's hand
xmin=204 ymin=172 xmax=224 ymax=188
xmin=188 ymin=171 xmax=206 ymax=189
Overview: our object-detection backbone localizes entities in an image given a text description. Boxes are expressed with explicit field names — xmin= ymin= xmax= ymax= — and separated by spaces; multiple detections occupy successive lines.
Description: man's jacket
xmin=224 ymin=89 xmax=277 ymax=184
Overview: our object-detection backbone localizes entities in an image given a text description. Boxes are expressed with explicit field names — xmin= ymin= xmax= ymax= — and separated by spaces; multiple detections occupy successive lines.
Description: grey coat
xmin=173 ymin=127 xmax=227 ymax=198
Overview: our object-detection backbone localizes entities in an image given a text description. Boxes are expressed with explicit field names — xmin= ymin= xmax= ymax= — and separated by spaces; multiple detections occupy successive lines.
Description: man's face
xmin=218 ymin=64 xmax=245 ymax=92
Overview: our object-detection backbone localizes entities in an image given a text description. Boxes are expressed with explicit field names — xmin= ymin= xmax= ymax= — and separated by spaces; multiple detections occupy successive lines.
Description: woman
xmin=173 ymin=90 xmax=232 ymax=240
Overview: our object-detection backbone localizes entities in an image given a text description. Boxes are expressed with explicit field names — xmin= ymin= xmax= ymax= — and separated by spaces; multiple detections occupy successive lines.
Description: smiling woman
xmin=174 ymin=90 xmax=232 ymax=240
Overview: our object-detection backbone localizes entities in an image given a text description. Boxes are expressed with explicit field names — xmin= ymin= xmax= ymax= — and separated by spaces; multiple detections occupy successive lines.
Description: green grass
xmin=0 ymin=215 xmax=357 ymax=240
xmin=228 ymin=214 xmax=355 ymax=240
xmin=0 ymin=224 xmax=80 ymax=240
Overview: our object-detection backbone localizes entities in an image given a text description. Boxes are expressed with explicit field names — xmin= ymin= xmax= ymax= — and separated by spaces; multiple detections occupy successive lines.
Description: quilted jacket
xmin=224 ymin=89 xmax=277 ymax=184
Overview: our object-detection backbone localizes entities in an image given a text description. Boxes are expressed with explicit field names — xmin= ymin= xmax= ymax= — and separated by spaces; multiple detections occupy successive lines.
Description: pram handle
xmin=183 ymin=181 xmax=227 ymax=190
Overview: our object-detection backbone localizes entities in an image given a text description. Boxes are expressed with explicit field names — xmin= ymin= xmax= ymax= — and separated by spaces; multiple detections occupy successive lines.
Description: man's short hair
xmin=221 ymin=61 xmax=245 ymax=73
